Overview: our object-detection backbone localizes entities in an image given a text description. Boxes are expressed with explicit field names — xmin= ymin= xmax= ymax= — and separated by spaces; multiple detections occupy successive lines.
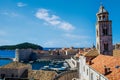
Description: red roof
xmin=91 ymin=55 xmax=120 ymax=80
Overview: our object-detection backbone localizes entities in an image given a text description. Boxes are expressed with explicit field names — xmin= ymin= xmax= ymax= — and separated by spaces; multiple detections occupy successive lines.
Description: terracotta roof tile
xmin=90 ymin=55 xmax=120 ymax=80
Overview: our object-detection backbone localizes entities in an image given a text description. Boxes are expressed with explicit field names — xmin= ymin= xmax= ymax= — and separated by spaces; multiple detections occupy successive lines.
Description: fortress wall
xmin=15 ymin=49 xmax=76 ymax=62
xmin=53 ymin=70 xmax=78 ymax=80
xmin=36 ymin=53 xmax=75 ymax=60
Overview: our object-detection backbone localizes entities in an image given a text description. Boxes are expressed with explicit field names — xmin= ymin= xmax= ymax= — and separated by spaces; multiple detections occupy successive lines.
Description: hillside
xmin=0 ymin=42 xmax=43 ymax=50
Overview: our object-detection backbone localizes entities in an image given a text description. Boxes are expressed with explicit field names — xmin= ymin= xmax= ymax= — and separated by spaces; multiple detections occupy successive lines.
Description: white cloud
xmin=64 ymin=33 xmax=90 ymax=39
xmin=59 ymin=22 xmax=74 ymax=31
xmin=35 ymin=8 xmax=75 ymax=31
xmin=17 ymin=2 xmax=27 ymax=7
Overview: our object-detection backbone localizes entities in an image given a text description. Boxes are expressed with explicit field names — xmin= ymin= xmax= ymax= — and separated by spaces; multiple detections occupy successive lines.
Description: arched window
xmin=104 ymin=43 xmax=108 ymax=51
xmin=99 ymin=16 xmax=101 ymax=21
xmin=103 ymin=28 xmax=108 ymax=36
xmin=103 ymin=15 xmax=106 ymax=21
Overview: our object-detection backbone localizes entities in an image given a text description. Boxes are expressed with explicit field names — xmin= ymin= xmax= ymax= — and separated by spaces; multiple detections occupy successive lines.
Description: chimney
xmin=89 ymin=60 xmax=92 ymax=65
xmin=104 ymin=65 xmax=111 ymax=75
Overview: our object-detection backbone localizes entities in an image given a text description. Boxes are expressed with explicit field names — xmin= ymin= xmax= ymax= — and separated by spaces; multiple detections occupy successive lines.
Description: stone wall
xmin=15 ymin=49 xmax=76 ymax=62
xmin=53 ymin=70 xmax=78 ymax=80
xmin=36 ymin=53 xmax=75 ymax=60
xmin=15 ymin=49 xmax=33 ymax=62
xmin=0 ymin=64 xmax=31 ymax=79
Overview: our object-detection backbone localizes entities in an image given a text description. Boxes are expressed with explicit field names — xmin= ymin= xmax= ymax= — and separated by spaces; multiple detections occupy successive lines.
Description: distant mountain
xmin=0 ymin=42 xmax=43 ymax=50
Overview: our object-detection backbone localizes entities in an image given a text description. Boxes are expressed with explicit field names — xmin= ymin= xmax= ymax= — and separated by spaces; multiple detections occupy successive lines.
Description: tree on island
xmin=0 ymin=42 xmax=43 ymax=50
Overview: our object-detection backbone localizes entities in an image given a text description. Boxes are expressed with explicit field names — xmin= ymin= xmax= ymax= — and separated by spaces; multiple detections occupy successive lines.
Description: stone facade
xmin=96 ymin=5 xmax=113 ymax=55
xmin=0 ymin=62 xmax=31 ymax=79
xmin=15 ymin=49 xmax=33 ymax=62
xmin=15 ymin=49 xmax=78 ymax=62
xmin=53 ymin=70 xmax=78 ymax=80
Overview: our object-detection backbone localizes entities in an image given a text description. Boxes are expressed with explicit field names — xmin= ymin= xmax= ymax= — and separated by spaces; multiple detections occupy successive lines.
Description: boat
xmin=29 ymin=61 xmax=34 ymax=63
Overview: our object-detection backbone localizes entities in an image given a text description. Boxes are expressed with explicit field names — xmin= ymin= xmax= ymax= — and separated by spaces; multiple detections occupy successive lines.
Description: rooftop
xmin=91 ymin=55 xmax=120 ymax=80
xmin=0 ymin=62 xmax=29 ymax=69
xmin=97 ymin=5 xmax=108 ymax=14
xmin=28 ymin=70 xmax=57 ymax=80
xmin=84 ymin=49 xmax=99 ymax=57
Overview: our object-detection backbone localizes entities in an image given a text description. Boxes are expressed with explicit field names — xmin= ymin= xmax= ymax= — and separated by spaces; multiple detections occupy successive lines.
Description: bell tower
xmin=96 ymin=5 xmax=113 ymax=56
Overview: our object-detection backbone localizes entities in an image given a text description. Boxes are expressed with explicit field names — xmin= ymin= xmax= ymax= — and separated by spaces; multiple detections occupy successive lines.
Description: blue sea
xmin=0 ymin=50 xmax=15 ymax=66
xmin=0 ymin=48 xmax=65 ymax=70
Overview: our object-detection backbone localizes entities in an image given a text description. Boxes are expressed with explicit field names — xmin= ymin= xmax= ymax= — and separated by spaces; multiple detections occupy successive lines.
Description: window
xmin=103 ymin=15 xmax=106 ymax=20
xmin=87 ymin=69 xmax=88 ymax=75
xmin=1 ymin=74 xmax=5 ymax=79
xmin=104 ymin=43 xmax=108 ymax=51
xmin=103 ymin=28 xmax=108 ymax=36
xmin=99 ymin=16 xmax=101 ymax=21
xmin=11 ymin=74 xmax=14 ymax=77
xmin=91 ymin=73 xmax=93 ymax=80
xmin=83 ymin=66 xmax=85 ymax=72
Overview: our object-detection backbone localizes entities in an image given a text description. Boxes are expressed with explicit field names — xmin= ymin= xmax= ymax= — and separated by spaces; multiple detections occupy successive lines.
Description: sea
xmin=0 ymin=48 xmax=65 ymax=70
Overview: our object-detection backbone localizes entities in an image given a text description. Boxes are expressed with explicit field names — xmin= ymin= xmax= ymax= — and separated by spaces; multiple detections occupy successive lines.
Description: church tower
xmin=96 ymin=5 xmax=113 ymax=56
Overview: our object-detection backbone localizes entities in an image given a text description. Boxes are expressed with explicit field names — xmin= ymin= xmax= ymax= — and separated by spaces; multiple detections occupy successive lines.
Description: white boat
xmin=29 ymin=61 xmax=34 ymax=63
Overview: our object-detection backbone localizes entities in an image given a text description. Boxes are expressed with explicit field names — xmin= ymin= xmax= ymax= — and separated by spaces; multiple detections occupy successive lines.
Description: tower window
xmin=99 ymin=16 xmax=101 ymax=21
xmin=103 ymin=28 xmax=108 ymax=36
xmin=103 ymin=15 xmax=106 ymax=20
xmin=104 ymin=43 xmax=108 ymax=51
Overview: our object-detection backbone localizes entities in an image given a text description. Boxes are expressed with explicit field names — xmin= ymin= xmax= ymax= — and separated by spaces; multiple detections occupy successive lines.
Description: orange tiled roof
xmin=91 ymin=55 xmax=120 ymax=80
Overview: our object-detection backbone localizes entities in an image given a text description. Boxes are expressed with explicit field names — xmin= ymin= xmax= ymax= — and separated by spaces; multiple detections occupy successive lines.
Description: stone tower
xmin=96 ymin=5 xmax=113 ymax=55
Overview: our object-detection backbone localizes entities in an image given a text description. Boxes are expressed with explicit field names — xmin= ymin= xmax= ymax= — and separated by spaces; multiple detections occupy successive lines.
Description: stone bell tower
xmin=96 ymin=5 xmax=113 ymax=56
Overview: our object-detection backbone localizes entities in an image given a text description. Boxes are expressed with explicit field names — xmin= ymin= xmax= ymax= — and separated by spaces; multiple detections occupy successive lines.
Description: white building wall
xmin=79 ymin=56 xmax=108 ymax=80
xmin=70 ymin=57 xmax=78 ymax=68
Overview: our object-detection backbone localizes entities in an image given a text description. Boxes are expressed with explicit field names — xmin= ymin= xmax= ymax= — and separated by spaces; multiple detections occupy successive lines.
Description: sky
xmin=0 ymin=0 xmax=120 ymax=48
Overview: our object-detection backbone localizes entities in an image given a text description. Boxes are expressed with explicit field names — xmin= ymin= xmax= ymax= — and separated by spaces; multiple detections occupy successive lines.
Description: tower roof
xmin=97 ymin=5 xmax=108 ymax=14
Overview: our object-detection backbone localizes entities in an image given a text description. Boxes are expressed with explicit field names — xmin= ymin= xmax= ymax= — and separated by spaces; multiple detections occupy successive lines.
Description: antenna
xmin=100 ymin=0 xmax=103 ymax=6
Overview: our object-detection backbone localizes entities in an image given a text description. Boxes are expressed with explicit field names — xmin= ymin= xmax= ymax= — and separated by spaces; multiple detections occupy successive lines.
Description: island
xmin=0 ymin=42 xmax=43 ymax=50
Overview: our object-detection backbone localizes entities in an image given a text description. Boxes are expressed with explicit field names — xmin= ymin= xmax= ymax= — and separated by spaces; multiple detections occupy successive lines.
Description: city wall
xmin=15 ymin=49 xmax=76 ymax=62
xmin=53 ymin=70 xmax=78 ymax=80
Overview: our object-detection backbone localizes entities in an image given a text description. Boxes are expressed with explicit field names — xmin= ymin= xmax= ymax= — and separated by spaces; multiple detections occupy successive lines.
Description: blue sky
xmin=0 ymin=0 xmax=120 ymax=47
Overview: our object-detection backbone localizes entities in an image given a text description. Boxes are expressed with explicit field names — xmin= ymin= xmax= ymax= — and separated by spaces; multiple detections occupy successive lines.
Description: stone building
xmin=76 ymin=5 xmax=120 ymax=80
xmin=15 ymin=49 xmax=33 ymax=62
xmin=79 ymin=56 xmax=108 ymax=80
xmin=96 ymin=5 xmax=113 ymax=55
xmin=53 ymin=70 xmax=78 ymax=80
xmin=78 ymin=54 xmax=120 ymax=80
xmin=0 ymin=62 xmax=31 ymax=79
